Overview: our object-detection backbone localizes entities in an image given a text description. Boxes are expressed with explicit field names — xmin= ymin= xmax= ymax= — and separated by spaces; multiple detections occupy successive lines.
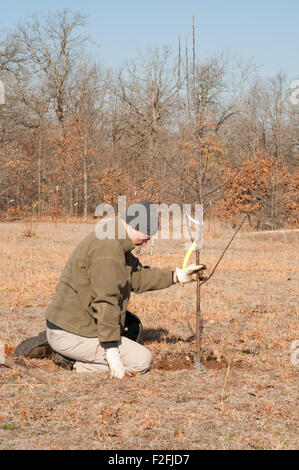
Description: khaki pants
xmin=46 ymin=328 xmax=152 ymax=374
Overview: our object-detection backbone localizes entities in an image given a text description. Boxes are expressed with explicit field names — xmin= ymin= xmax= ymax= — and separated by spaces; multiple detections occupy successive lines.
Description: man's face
xmin=129 ymin=228 xmax=151 ymax=247
xmin=121 ymin=219 xmax=151 ymax=247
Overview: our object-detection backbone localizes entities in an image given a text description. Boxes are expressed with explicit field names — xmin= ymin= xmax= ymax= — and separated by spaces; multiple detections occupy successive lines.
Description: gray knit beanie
xmin=120 ymin=200 xmax=159 ymax=236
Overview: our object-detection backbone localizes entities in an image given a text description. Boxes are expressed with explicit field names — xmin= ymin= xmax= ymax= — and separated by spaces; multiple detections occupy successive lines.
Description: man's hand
xmin=105 ymin=347 xmax=125 ymax=379
xmin=175 ymin=264 xmax=207 ymax=284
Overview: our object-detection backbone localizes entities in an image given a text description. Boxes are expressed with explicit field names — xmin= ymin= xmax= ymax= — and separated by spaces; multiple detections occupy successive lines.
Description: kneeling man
xmin=46 ymin=200 xmax=206 ymax=379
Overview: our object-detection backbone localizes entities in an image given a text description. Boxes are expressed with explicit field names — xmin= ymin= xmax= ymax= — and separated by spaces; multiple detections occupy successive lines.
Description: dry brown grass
xmin=0 ymin=221 xmax=298 ymax=450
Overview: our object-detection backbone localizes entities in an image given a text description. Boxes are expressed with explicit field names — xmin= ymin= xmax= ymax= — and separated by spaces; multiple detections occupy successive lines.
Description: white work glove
xmin=105 ymin=347 xmax=126 ymax=379
xmin=176 ymin=264 xmax=207 ymax=284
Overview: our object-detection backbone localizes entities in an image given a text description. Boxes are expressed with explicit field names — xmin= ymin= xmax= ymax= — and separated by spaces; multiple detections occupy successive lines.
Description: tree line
xmin=0 ymin=9 xmax=298 ymax=229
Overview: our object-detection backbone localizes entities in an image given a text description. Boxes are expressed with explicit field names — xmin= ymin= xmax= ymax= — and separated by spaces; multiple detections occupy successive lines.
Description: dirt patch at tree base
xmin=154 ymin=353 xmax=243 ymax=371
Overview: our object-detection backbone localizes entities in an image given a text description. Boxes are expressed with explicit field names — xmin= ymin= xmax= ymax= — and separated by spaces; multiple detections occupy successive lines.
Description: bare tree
xmin=261 ymin=73 xmax=294 ymax=162
xmin=224 ymin=73 xmax=298 ymax=168
xmin=71 ymin=60 xmax=108 ymax=218
xmin=111 ymin=46 xmax=182 ymax=175
xmin=0 ymin=32 xmax=24 ymax=75
xmin=16 ymin=9 xmax=88 ymax=128
xmin=167 ymin=47 xmax=257 ymax=204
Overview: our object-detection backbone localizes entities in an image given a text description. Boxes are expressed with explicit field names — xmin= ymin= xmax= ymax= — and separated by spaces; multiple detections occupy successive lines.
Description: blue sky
xmin=1 ymin=0 xmax=298 ymax=80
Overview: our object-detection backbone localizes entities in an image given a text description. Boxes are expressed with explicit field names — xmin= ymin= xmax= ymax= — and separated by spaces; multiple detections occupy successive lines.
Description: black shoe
xmin=13 ymin=330 xmax=53 ymax=359
xmin=53 ymin=353 xmax=75 ymax=371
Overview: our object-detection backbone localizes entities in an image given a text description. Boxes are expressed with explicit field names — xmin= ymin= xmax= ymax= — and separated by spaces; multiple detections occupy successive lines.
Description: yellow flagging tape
xmin=182 ymin=241 xmax=197 ymax=270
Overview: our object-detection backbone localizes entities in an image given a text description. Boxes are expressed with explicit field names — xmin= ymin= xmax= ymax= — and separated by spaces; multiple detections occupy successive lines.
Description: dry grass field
xmin=0 ymin=220 xmax=298 ymax=450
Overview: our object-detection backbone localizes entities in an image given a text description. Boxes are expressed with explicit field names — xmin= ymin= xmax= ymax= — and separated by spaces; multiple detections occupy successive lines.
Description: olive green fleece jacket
xmin=46 ymin=217 xmax=173 ymax=343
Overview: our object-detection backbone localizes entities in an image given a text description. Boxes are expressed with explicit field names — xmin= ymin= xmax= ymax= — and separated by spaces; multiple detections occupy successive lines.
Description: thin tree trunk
xmin=37 ymin=132 xmax=42 ymax=217
xmin=83 ymin=130 xmax=88 ymax=220
xmin=192 ymin=13 xmax=196 ymax=78
xmin=196 ymin=249 xmax=202 ymax=364
xmin=185 ymin=37 xmax=191 ymax=118
xmin=75 ymin=187 xmax=79 ymax=217
xmin=69 ymin=182 xmax=73 ymax=217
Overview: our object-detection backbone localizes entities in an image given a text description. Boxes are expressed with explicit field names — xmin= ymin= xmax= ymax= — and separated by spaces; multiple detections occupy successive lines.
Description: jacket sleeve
xmin=88 ymin=256 xmax=128 ymax=343
xmin=129 ymin=254 xmax=173 ymax=294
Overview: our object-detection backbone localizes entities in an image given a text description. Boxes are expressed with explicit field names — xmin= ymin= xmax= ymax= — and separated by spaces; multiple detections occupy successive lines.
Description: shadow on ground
xmin=141 ymin=327 xmax=194 ymax=344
